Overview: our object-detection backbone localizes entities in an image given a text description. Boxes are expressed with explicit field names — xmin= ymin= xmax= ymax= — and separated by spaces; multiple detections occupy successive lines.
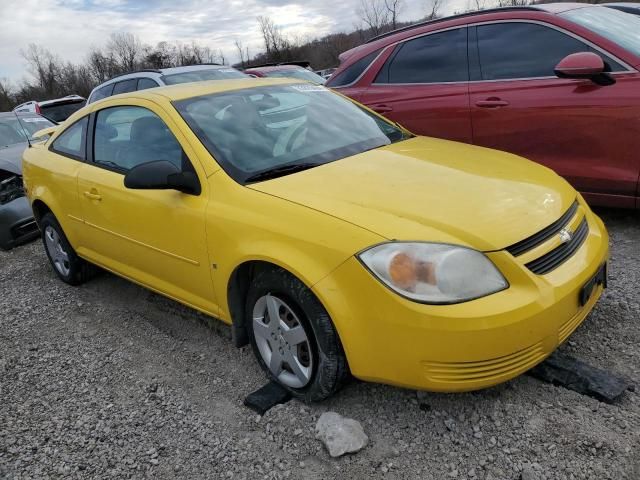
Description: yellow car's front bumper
xmin=312 ymin=210 xmax=609 ymax=392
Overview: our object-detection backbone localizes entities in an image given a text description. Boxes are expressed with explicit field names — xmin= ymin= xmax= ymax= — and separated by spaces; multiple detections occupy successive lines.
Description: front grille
xmin=525 ymin=217 xmax=589 ymax=275
xmin=506 ymin=201 xmax=578 ymax=256
xmin=422 ymin=342 xmax=546 ymax=385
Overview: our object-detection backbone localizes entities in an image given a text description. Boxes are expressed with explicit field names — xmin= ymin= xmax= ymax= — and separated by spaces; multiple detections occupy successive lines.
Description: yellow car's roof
xmin=145 ymin=77 xmax=303 ymax=102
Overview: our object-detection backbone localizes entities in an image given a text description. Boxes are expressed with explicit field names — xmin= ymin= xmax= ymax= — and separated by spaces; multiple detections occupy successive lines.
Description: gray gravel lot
xmin=1 ymin=208 xmax=639 ymax=479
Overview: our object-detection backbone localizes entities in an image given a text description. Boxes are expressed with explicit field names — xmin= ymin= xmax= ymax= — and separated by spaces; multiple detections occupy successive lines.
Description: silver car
xmin=0 ymin=112 xmax=54 ymax=249
xmin=87 ymin=64 xmax=249 ymax=104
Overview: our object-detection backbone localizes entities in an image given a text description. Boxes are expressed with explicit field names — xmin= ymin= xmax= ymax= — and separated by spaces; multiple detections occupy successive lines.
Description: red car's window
xmin=374 ymin=27 xmax=468 ymax=84
xmin=327 ymin=49 xmax=382 ymax=87
xmin=475 ymin=22 xmax=624 ymax=81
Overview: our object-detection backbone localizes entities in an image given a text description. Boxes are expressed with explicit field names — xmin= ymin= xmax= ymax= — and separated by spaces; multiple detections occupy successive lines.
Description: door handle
xmin=83 ymin=190 xmax=102 ymax=201
xmin=371 ymin=104 xmax=393 ymax=114
xmin=475 ymin=98 xmax=510 ymax=108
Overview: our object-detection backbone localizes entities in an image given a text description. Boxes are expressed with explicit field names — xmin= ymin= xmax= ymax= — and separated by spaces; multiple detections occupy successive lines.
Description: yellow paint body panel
xmin=22 ymin=78 xmax=609 ymax=392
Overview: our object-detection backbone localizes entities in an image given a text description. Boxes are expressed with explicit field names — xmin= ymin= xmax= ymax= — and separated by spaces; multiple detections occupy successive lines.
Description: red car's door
xmin=358 ymin=27 xmax=473 ymax=144
xmin=469 ymin=22 xmax=640 ymax=208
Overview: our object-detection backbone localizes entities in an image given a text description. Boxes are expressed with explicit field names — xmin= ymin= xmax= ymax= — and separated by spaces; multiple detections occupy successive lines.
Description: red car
xmin=244 ymin=64 xmax=327 ymax=85
xmin=328 ymin=3 xmax=640 ymax=209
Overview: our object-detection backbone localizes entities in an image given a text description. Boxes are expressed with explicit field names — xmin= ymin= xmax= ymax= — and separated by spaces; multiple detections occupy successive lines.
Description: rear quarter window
xmin=327 ymin=49 xmax=383 ymax=87
xmin=50 ymin=116 xmax=88 ymax=160
xmin=90 ymin=84 xmax=115 ymax=103
xmin=137 ymin=78 xmax=159 ymax=90
xmin=112 ymin=79 xmax=138 ymax=95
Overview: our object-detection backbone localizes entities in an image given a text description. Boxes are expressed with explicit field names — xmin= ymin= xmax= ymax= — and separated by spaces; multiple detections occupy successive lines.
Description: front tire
xmin=246 ymin=267 xmax=349 ymax=402
xmin=40 ymin=212 xmax=93 ymax=285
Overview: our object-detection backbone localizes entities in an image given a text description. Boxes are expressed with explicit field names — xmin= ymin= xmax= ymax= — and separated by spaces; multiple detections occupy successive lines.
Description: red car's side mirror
xmin=554 ymin=52 xmax=615 ymax=86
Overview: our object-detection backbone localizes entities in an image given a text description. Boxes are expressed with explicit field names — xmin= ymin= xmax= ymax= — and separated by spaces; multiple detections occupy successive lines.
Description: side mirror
xmin=554 ymin=52 xmax=615 ymax=86
xmin=124 ymin=160 xmax=200 ymax=195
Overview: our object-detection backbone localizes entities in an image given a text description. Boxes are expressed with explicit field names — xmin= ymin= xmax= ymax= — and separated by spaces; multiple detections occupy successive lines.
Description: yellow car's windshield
xmin=174 ymin=84 xmax=409 ymax=183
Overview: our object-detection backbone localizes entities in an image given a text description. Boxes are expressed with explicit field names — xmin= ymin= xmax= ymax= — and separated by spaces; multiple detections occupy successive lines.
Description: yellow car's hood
xmin=249 ymin=137 xmax=576 ymax=251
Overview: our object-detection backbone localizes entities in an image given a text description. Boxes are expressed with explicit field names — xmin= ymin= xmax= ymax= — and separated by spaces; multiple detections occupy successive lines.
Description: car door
xmin=76 ymin=100 xmax=218 ymax=314
xmin=44 ymin=116 xmax=89 ymax=245
xmin=359 ymin=27 xmax=473 ymax=143
xmin=469 ymin=21 xmax=640 ymax=208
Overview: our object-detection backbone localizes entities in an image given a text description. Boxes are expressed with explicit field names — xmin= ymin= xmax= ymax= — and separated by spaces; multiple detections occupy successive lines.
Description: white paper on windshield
xmin=290 ymin=84 xmax=328 ymax=93
xmin=22 ymin=117 xmax=50 ymax=123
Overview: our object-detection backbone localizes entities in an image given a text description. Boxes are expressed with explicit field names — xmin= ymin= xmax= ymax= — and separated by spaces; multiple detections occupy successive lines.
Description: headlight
xmin=358 ymin=242 xmax=508 ymax=304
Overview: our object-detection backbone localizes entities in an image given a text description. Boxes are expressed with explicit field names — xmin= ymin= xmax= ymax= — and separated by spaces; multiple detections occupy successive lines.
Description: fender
xmin=205 ymin=173 xmax=385 ymax=325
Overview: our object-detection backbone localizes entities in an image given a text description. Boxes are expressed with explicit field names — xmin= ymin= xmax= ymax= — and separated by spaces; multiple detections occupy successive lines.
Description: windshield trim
xmin=172 ymin=83 xmax=408 ymax=185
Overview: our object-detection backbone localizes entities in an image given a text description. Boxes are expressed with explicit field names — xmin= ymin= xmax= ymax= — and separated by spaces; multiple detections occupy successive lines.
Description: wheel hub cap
xmin=252 ymin=294 xmax=312 ymax=389
xmin=44 ymin=226 xmax=71 ymax=277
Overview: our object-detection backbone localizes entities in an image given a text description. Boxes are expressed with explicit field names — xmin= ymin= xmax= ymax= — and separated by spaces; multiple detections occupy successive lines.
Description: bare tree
xmin=257 ymin=16 xmax=274 ymax=57
xmin=143 ymin=41 xmax=174 ymax=69
xmin=107 ymin=32 xmax=142 ymax=72
xmin=0 ymin=79 xmax=14 ymax=111
xmin=234 ymin=39 xmax=250 ymax=68
xmin=257 ymin=16 xmax=290 ymax=61
xmin=87 ymin=47 xmax=120 ymax=83
xmin=384 ymin=0 xmax=404 ymax=30
xmin=217 ymin=49 xmax=227 ymax=65
xmin=425 ymin=0 xmax=443 ymax=20
xmin=468 ymin=0 xmax=487 ymax=10
xmin=357 ymin=0 xmax=390 ymax=37
xmin=21 ymin=44 xmax=61 ymax=96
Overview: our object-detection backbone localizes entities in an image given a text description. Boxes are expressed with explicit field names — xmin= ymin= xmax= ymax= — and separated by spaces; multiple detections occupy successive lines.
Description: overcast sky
xmin=0 ymin=0 xmax=472 ymax=84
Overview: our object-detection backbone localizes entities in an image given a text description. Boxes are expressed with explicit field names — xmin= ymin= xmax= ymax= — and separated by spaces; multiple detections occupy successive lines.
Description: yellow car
xmin=22 ymin=78 xmax=609 ymax=401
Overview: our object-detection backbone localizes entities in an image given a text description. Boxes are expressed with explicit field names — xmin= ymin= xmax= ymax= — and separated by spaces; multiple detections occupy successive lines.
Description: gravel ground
xmin=0 ymin=208 xmax=638 ymax=480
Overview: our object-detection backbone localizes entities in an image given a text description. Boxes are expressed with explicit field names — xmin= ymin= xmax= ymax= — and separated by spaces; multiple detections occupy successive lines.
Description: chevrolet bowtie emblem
xmin=558 ymin=228 xmax=573 ymax=244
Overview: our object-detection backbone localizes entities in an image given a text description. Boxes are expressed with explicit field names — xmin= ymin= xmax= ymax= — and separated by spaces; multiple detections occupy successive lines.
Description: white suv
xmin=13 ymin=95 xmax=86 ymax=123
xmin=87 ymin=64 xmax=248 ymax=104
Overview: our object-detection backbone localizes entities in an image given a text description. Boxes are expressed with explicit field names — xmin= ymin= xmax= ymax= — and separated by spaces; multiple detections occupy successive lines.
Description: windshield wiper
xmin=245 ymin=163 xmax=320 ymax=183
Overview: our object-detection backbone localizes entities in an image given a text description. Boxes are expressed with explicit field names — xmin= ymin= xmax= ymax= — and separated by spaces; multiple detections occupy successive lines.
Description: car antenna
xmin=13 ymin=111 xmax=32 ymax=148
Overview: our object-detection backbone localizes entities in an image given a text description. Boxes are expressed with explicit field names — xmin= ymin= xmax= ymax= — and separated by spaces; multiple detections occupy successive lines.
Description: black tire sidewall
xmin=245 ymin=267 xmax=348 ymax=402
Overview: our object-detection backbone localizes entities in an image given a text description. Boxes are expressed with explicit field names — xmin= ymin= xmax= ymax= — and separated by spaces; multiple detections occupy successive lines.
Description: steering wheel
xmin=285 ymin=123 xmax=307 ymax=153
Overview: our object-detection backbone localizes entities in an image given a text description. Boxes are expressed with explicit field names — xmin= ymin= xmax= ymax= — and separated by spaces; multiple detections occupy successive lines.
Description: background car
xmin=328 ymin=3 xmax=640 ymax=209
xmin=13 ymin=95 xmax=86 ymax=123
xmin=244 ymin=63 xmax=326 ymax=84
xmin=87 ymin=64 xmax=249 ymax=104
xmin=0 ymin=112 xmax=54 ymax=249
xmin=23 ymin=78 xmax=608 ymax=401
xmin=315 ymin=68 xmax=336 ymax=80
xmin=604 ymin=2 xmax=640 ymax=15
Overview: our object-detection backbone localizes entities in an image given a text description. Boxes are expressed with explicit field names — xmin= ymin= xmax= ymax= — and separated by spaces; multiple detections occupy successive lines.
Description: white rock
xmin=315 ymin=412 xmax=368 ymax=457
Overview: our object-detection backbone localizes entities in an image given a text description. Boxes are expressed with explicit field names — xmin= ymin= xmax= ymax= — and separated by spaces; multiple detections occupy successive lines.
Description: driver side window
xmin=93 ymin=106 xmax=189 ymax=173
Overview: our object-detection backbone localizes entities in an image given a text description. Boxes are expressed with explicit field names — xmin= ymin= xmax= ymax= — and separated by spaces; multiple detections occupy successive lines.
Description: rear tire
xmin=40 ymin=212 xmax=94 ymax=285
xmin=245 ymin=267 xmax=349 ymax=402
